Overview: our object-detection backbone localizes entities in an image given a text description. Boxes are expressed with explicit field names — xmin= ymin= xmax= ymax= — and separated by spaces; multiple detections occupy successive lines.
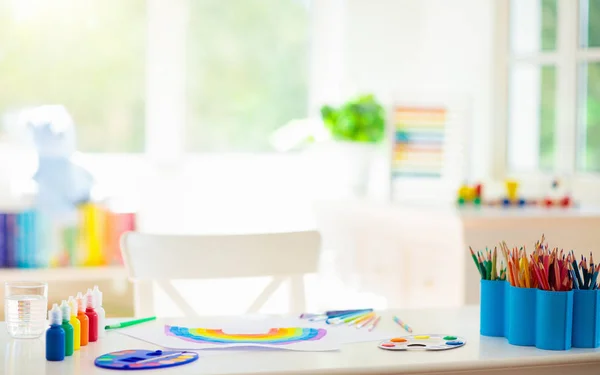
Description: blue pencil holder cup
xmin=504 ymin=281 xmax=510 ymax=334
xmin=573 ymin=289 xmax=600 ymax=348
xmin=480 ymin=280 xmax=506 ymax=337
xmin=535 ymin=290 xmax=573 ymax=350
xmin=507 ymin=286 xmax=536 ymax=346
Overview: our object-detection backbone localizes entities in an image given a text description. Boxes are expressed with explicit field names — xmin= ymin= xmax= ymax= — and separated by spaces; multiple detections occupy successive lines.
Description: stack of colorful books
xmin=0 ymin=203 xmax=136 ymax=268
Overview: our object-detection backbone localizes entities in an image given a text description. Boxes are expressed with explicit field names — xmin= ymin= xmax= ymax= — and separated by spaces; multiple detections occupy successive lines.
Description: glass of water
xmin=4 ymin=281 xmax=48 ymax=339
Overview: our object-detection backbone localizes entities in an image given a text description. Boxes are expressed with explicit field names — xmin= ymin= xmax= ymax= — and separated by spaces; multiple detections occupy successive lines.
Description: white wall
xmin=339 ymin=0 xmax=496 ymax=181
xmin=120 ymin=0 xmax=503 ymax=220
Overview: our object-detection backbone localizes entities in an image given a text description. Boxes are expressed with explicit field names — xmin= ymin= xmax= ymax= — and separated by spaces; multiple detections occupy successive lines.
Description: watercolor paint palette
xmin=378 ymin=334 xmax=466 ymax=351
xmin=94 ymin=349 xmax=198 ymax=370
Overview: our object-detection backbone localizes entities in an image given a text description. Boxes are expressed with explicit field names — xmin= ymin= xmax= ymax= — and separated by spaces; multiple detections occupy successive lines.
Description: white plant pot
xmin=303 ymin=140 xmax=377 ymax=198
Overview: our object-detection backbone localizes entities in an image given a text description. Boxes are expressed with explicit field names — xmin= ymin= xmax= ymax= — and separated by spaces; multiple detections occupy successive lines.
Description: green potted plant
xmin=269 ymin=93 xmax=386 ymax=197
xmin=320 ymin=94 xmax=386 ymax=144
xmin=318 ymin=94 xmax=386 ymax=196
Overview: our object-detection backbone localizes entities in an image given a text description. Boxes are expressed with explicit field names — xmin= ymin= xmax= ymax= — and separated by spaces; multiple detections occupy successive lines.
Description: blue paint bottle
xmin=46 ymin=304 xmax=65 ymax=361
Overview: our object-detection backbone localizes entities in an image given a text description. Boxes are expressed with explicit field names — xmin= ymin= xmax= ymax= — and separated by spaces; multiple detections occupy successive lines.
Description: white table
xmin=313 ymin=199 xmax=600 ymax=308
xmin=2 ymin=307 xmax=600 ymax=375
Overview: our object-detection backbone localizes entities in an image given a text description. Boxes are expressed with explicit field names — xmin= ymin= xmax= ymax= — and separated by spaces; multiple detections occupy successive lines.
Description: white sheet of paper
xmin=116 ymin=316 xmax=393 ymax=352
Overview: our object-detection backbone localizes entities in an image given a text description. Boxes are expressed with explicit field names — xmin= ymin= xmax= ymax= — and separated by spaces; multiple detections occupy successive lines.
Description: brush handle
xmin=137 ymin=352 xmax=185 ymax=364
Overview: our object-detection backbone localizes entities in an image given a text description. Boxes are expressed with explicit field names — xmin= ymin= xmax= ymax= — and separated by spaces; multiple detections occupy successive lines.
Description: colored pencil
xmin=330 ymin=312 xmax=370 ymax=325
xmin=324 ymin=309 xmax=373 ymax=317
xmin=299 ymin=313 xmax=321 ymax=319
xmin=469 ymin=246 xmax=505 ymax=281
xmin=392 ymin=316 xmax=413 ymax=333
xmin=356 ymin=315 xmax=376 ymax=329
xmin=349 ymin=312 xmax=375 ymax=326
xmin=570 ymin=252 xmax=600 ymax=290
xmin=473 ymin=235 xmax=600 ymax=291
xmin=368 ymin=316 xmax=381 ymax=332
xmin=469 ymin=247 xmax=482 ymax=278
xmin=491 ymin=247 xmax=497 ymax=280
xmin=326 ymin=310 xmax=371 ymax=324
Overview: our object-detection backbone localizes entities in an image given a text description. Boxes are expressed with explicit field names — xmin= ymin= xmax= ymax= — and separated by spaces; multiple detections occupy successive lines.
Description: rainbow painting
xmin=116 ymin=322 xmax=392 ymax=351
xmin=165 ymin=326 xmax=327 ymax=346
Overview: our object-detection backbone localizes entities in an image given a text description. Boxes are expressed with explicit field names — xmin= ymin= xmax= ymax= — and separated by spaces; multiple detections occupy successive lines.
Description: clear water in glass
xmin=4 ymin=282 xmax=48 ymax=339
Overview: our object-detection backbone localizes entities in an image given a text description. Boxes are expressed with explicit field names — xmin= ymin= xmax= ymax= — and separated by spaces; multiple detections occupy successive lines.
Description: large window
xmin=0 ymin=0 xmax=310 ymax=154
xmin=186 ymin=0 xmax=310 ymax=152
xmin=0 ymin=0 xmax=146 ymax=152
xmin=506 ymin=0 xmax=600 ymax=173
xmin=580 ymin=0 xmax=600 ymax=171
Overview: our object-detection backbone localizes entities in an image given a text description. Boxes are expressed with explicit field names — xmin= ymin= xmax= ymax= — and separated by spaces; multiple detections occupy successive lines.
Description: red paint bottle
xmin=85 ymin=289 xmax=98 ymax=342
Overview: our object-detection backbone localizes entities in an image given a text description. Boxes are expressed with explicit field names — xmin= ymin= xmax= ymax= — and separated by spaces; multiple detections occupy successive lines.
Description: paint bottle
xmin=76 ymin=292 xmax=89 ymax=346
xmin=85 ymin=289 xmax=98 ymax=342
xmin=93 ymin=285 xmax=106 ymax=338
xmin=46 ymin=304 xmax=65 ymax=361
xmin=68 ymin=296 xmax=81 ymax=351
xmin=59 ymin=300 xmax=74 ymax=356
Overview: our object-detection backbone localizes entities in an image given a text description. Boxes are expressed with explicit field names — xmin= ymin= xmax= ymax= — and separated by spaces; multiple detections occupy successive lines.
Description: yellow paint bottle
xmin=68 ymin=297 xmax=81 ymax=351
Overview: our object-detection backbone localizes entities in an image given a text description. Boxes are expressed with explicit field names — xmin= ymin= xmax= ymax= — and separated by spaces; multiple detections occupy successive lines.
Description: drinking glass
xmin=4 ymin=281 xmax=48 ymax=338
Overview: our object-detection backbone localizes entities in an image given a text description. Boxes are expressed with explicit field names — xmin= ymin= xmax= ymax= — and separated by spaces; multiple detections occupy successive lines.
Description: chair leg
xmin=290 ymin=275 xmax=306 ymax=313
xmin=134 ymin=280 xmax=155 ymax=318
xmin=247 ymin=277 xmax=284 ymax=314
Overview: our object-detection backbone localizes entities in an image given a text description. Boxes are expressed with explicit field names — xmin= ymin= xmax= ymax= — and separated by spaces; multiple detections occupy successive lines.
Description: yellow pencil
xmin=356 ymin=315 xmax=376 ymax=329
xmin=524 ymin=256 xmax=531 ymax=288
xmin=349 ymin=312 xmax=375 ymax=326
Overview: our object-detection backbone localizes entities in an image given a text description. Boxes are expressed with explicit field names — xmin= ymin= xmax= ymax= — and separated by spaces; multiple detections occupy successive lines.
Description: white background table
xmin=313 ymin=199 xmax=600 ymax=308
xmin=2 ymin=307 xmax=600 ymax=375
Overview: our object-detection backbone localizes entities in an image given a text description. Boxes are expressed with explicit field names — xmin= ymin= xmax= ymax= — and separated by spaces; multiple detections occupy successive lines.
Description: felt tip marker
xmin=105 ymin=316 xmax=157 ymax=330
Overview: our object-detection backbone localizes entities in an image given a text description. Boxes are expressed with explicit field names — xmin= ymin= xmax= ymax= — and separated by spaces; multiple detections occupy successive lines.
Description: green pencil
xmin=469 ymin=247 xmax=483 ymax=278
xmin=105 ymin=316 xmax=156 ymax=330
xmin=491 ymin=248 xmax=497 ymax=280
xmin=477 ymin=251 xmax=487 ymax=280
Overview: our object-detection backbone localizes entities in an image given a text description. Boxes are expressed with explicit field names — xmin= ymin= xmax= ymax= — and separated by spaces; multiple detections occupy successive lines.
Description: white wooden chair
xmin=120 ymin=231 xmax=321 ymax=317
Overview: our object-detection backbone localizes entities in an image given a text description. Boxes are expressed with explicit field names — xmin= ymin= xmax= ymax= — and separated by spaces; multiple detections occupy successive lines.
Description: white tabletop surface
xmin=2 ymin=306 xmax=600 ymax=375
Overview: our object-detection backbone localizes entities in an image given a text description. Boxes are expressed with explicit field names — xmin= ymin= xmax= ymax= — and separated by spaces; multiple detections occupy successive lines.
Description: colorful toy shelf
xmin=0 ymin=265 xmax=126 ymax=282
xmin=457 ymin=179 xmax=574 ymax=208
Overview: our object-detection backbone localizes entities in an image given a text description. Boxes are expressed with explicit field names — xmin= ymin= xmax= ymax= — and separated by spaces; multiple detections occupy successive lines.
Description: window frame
xmin=497 ymin=0 xmax=600 ymax=182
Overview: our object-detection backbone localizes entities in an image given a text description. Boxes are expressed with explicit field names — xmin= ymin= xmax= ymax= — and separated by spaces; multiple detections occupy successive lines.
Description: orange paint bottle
xmin=76 ymin=292 xmax=89 ymax=346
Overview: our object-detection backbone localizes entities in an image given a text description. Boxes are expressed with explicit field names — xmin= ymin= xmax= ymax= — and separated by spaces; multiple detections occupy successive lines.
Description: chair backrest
xmin=120 ymin=231 xmax=321 ymax=316
xmin=120 ymin=231 xmax=321 ymax=281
